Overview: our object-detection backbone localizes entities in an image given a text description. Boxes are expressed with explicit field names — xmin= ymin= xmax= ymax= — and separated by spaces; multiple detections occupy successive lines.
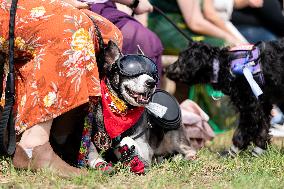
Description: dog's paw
xmin=217 ymin=150 xmax=233 ymax=158
xmin=185 ymin=154 xmax=197 ymax=161
xmin=252 ymin=146 xmax=266 ymax=157
xmin=184 ymin=151 xmax=197 ymax=160
xmin=218 ymin=147 xmax=239 ymax=158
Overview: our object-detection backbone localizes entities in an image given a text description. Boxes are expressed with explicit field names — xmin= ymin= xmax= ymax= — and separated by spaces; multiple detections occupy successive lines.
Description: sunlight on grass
xmin=1 ymin=130 xmax=284 ymax=189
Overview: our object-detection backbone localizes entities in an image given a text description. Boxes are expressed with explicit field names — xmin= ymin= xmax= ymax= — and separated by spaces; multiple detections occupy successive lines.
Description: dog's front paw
xmin=185 ymin=154 xmax=197 ymax=160
xmin=118 ymin=144 xmax=145 ymax=175
xmin=218 ymin=145 xmax=240 ymax=158
xmin=252 ymin=146 xmax=266 ymax=157
xmin=184 ymin=150 xmax=197 ymax=160
xmin=218 ymin=150 xmax=232 ymax=158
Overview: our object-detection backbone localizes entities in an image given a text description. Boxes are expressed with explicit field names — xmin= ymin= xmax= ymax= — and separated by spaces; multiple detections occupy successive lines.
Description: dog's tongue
xmin=132 ymin=93 xmax=139 ymax=97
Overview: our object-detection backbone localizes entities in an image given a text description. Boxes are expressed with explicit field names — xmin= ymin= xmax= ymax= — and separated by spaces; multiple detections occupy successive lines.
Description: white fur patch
xmin=115 ymin=136 xmax=153 ymax=166
xmin=88 ymin=142 xmax=106 ymax=168
xmin=121 ymin=74 xmax=156 ymax=106
xmin=114 ymin=137 xmax=141 ymax=159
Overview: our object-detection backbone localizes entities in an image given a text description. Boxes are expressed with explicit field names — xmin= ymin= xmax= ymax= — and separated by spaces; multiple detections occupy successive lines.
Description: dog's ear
xmin=104 ymin=40 xmax=121 ymax=70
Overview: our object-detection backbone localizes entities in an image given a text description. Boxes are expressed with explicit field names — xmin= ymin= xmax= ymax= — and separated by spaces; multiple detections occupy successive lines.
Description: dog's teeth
xmin=138 ymin=95 xmax=147 ymax=101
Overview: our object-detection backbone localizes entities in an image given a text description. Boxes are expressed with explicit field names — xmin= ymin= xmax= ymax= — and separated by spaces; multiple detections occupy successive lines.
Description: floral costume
xmin=0 ymin=0 xmax=122 ymax=134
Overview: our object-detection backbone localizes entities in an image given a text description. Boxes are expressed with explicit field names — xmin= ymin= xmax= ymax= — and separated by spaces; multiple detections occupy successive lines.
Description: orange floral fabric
xmin=0 ymin=0 xmax=122 ymax=133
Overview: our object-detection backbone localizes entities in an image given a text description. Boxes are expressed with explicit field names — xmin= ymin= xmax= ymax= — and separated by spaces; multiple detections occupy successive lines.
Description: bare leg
xmin=13 ymin=119 xmax=85 ymax=177
xmin=19 ymin=120 xmax=52 ymax=149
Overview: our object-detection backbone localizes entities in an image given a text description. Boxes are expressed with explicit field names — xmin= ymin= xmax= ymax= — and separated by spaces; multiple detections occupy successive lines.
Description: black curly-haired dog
xmin=165 ymin=39 xmax=284 ymax=157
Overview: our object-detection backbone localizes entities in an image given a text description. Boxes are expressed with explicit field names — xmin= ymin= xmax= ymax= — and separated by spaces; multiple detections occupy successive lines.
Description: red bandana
xmin=100 ymin=80 xmax=145 ymax=139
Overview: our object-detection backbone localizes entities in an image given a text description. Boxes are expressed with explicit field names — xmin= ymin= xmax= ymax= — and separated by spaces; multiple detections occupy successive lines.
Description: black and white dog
xmin=88 ymin=41 xmax=199 ymax=172
xmin=165 ymin=39 xmax=284 ymax=157
xmin=87 ymin=40 xmax=158 ymax=171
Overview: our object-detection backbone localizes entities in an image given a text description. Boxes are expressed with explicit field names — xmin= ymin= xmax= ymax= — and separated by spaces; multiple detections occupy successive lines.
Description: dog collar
xmin=211 ymin=58 xmax=220 ymax=83
xmin=100 ymin=80 xmax=145 ymax=139
xmin=229 ymin=44 xmax=264 ymax=98
xmin=105 ymin=80 xmax=128 ymax=115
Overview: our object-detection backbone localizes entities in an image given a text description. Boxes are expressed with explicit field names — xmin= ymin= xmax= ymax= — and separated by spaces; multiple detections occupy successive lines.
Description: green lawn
xmin=1 ymin=130 xmax=284 ymax=189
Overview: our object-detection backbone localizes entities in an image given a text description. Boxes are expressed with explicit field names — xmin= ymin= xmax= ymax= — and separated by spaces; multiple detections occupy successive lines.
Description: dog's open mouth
xmin=125 ymin=87 xmax=151 ymax=104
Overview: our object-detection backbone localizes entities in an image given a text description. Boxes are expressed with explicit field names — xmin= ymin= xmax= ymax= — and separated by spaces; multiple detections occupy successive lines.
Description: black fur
xmin=165 ymin=39 xmax=284 ymax=152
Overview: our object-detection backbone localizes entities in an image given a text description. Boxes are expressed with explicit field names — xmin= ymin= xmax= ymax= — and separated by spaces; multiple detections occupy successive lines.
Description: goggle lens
xmin=116 ymin=55 xmax=158 ymax=80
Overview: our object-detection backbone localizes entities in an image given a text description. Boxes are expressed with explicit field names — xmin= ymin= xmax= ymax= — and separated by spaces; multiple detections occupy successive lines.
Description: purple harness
xmin=211 ymin=44 xmax=264 ymax=98
xmin=230 ymin=46 xmax=264 ymax=85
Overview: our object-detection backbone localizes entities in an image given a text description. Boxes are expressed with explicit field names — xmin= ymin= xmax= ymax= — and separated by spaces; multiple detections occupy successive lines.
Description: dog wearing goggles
xmin=86 ymin=41 xmax=159 ymax=174
xmin=165 ymin=39 xmax=284 ymax=157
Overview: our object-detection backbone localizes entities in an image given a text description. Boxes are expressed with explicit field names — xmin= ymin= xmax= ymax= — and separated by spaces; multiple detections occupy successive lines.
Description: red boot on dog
xmin=118 ymin=144 xmax=145 ymax=174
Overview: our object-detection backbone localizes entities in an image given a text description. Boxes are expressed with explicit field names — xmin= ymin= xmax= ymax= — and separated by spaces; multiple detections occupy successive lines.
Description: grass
xmin=1 ymin=130 xmax=284 ymax=189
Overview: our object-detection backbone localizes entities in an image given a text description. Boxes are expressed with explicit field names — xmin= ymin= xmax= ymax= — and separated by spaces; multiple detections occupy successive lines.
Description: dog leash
xmin=0 ymin=0 xmax=18 ymax=156
xmin=77 ymin=15 xmax=112 ymax=166
xmin=84 ymin=15 xmax=116 ymax=151
xmin=152 ymin=6 xmax=193 ymax=42
xmin=87 ymin=15 xmax=105 ymax=79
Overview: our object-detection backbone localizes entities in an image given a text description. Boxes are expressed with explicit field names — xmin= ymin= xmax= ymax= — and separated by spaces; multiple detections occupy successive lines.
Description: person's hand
xmin=248 ymin=0 xmax=263 ymax=8
xmin=225 ymin=35 xmax=245 ymax=47
xmin=133 ymin=0 xmax=153 ymax=15
xmin=62 ymin=0 xmax=89 ymax=9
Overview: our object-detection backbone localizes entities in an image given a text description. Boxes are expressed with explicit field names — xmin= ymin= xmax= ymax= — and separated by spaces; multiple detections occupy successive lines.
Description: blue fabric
xmin=236 ymin=25 xmax=277 ymax=43
xmin=271 ymin=107 xmax=284 ymax=125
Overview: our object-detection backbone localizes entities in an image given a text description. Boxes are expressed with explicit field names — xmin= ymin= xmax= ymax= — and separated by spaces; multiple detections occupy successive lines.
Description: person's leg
xmin=225 ymin=21 xmax=248 ymax=43
xmin=236 ymin=25 xmax=277 ymax=43
xmin=19 ymin=120 xmax=53 ymax=149
xmin=13 ymin=120 xmax=84 ymax=177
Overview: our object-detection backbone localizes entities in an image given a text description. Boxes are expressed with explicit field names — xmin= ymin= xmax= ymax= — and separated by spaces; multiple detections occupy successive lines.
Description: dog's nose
xmin=145 ymin=79 xmax=156 ymax=88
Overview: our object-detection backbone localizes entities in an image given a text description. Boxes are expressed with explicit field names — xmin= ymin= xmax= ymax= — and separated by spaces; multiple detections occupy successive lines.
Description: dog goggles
xmin=113 ymin=54 xmax=159 ymax=81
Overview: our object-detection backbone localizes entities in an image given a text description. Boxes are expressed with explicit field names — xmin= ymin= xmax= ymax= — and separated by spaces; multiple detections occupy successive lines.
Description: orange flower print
xmin=43 ymin=92 xmax=57 ymax=107
xmin=30 ymin=6 xmax=46 ymax=18
xmin=1 ymin=0 xmax=122 ymax=133
xmin=15 ymin=37 xmax=26 ymax=51
xmin=0 ymin=36 xmax=7 ymax=52
xmin=86 ymin=62 xmax=95 ymax=71
xmin=71 ymin=28 xmax=96 ymax=61
xmin=64 ymin=28 xmax=97 ymax=92
xmin=20 ymin=95 xmax=27 ymax=108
